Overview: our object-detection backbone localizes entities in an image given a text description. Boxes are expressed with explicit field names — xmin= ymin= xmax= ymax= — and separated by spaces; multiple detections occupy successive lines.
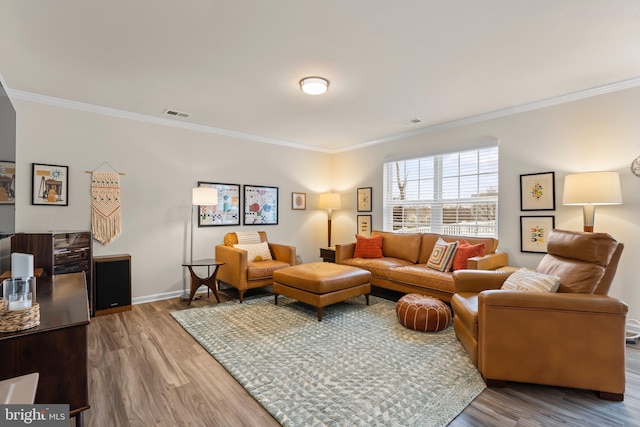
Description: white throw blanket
xmin=235 ymin=231 xmax=261 ymax=244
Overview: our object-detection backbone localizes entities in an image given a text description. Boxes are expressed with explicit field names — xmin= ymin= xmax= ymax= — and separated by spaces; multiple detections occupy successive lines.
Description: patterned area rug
xmin=171 ymin=296 xmax=486 ymax=427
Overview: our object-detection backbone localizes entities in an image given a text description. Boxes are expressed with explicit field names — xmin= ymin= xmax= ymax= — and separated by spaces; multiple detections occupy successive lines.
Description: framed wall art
xmin=31 ymin=163 xmax=68 ymax=206
xmin=520 ymin=171 xmax=555 ymax=211
xmin=0 ymin=160 xmax=15 ymax=204
xmin=357 ymin=215 xmax=372 ymax=237
xmin=292 ymin=192 xmax=306 ymax=210
xmin=632 ymin=156 xmax=640 ymax=177
xmin=244 ymin=185 xmax=278 ymax=225
xmin=197 ymin=181 xmax=241 ymax=226
xmin=520 ymin=216 xmax=555 ymax=253
xmin=357 ymin=187 xmax=372 ymax=212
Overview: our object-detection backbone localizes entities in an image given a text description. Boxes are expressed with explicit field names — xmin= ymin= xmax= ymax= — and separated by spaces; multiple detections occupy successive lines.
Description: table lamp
xmin=319 ymin=192 xmax=341 ymax=247
xmin=562 ymin=171 xmax=622 ymax=232
xmin=10 ymin=253 xmax=34 ymax=279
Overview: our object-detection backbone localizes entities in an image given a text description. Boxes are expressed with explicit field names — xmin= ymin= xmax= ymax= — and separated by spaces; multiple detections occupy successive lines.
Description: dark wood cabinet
xmin=0 ymin=273 xmax=90 ymax=426
xmin=11 ymin=232 xmax=93 ymax=313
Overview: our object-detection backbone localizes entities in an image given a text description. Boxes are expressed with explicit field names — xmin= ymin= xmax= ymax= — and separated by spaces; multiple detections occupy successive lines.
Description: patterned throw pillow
xmin=501 ymin=268 xmax=561 ymax=292
xmin=353 ymin=234 xmax=383 ymax=258
xmin=233 ymin=241 xmax=273 ymax=262
xmin=452 ymin=240 xmax=486 ymax=271
xmin=426 ymin=238 xmax=459 ymax=272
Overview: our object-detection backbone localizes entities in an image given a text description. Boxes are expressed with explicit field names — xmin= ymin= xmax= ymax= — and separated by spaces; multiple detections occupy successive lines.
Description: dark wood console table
xmin=0 ymin=272 xmax=90 ymax=426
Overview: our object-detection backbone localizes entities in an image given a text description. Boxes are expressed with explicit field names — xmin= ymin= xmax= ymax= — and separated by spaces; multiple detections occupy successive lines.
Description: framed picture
xmin=0 ymin=160 xmax=15 ymax=204
xmin=197 ymin=182 xmax=241 ymax=226
xmin=357 ymin=187 xmax=372 ymax=212
xmin=244 ymin=185 xmax=278 ymax=225
xmin=357 ymin=215 xmax=372 ymax=237
xmin=520 ymin=216 xmax=555 ymax=253
xmin=292 ymin=192 xmax=306 ymax=210
xmin=31 ymin=163 xmax=68 ymax=206
xmin=520 ymin=172 xmax=555 ymax=211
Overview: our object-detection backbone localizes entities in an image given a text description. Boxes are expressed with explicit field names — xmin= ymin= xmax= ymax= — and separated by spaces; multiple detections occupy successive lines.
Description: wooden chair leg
xmin=484 ymin=378 xmax=508 ymax=388
xmin=598 ymin=391 xmax=624 ymax=401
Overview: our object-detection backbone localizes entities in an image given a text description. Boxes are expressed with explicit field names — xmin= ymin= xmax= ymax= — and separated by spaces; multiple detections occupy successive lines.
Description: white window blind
xmin=382 ymin=145 xmax=499 ymax=237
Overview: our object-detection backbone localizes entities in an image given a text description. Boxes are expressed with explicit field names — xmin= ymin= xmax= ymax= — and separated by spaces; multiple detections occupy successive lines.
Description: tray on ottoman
xmin=273 ymin=262 xmax=371 ymax=321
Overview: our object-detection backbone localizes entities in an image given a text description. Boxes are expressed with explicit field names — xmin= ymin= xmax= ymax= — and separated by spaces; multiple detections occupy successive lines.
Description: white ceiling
xmin=2 ymin=1 xmax=640 ymax=153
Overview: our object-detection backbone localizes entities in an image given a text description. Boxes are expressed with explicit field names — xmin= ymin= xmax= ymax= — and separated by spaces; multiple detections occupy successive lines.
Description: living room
xmin=1 ymin=1 xmax=640 ymax=425
xmin=6 ymin=65 xmax=640 ymax=323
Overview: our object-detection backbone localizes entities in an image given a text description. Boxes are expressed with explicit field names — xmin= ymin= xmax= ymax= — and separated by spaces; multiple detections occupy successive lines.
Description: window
xmin=383 ymin=145 xmax=499 ymax=237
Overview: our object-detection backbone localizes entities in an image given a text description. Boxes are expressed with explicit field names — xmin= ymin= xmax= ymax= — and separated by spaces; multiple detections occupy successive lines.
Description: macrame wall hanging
xmin=86 ymin=163 xmax=125 ymax=244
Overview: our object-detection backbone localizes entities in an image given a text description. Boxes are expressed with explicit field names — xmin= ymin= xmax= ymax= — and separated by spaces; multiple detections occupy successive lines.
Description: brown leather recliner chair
xmin=215 ymin=231 xmax=296 ymax=302
xmin=451 ymin=229 xmax=627 ymax=400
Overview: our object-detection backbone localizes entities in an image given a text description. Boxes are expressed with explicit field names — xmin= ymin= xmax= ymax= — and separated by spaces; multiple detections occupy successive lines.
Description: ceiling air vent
xmin=163 ymin=109 xmax=191 ymax=118
xmin=400 ymin=117 xmax=423 ymax=126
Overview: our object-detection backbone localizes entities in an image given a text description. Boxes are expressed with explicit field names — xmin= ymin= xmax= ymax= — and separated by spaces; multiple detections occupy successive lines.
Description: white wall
xmin=332 ymin=86 xmax=640 ymax=320
xmin=14 ymin=99 xmax=333 ymax=301
xmin=13 ymin=86 xmax=640 ymax=321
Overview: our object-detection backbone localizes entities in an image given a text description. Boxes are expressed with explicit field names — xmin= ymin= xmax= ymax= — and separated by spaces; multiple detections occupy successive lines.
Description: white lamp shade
xmin=563 ymin=172 xmax=622 ymax=205
xmin=192 ymin=187 xmax=218 ymax=205
xmin=11 ymin=253 xmax=34 ymax=279
xmin=300 ymin=77 xmax=329 ymax=95
xmin=318 ymin=192 xmax=341 ymax=210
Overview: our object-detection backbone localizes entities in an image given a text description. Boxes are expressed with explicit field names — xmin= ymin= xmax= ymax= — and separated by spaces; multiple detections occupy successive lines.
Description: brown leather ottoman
xmin=273 ymin=262 xmax=371 ymax=321
xmin=396 ymin=294 xmax=452 ymax=332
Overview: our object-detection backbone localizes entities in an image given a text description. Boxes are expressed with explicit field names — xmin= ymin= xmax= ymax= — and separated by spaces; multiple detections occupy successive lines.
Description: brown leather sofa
xmin=451 ymin=229 xmax=627 ymax=400
xmin=215 ymin=231 xmax=296 ymax=302
xmin=335 ymin=230 xmax=508 ymax=302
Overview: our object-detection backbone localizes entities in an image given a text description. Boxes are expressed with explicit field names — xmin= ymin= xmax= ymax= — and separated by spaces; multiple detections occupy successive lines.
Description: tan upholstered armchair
xmin=451 ymin=229 xmax=627 ymax=400
xmin=215 ymin=231 xmax=296 ymax=302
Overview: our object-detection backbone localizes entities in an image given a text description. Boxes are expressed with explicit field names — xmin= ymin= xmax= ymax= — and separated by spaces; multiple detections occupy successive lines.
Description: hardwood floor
xmin=84 ymin=289 xmax=640 ymax=426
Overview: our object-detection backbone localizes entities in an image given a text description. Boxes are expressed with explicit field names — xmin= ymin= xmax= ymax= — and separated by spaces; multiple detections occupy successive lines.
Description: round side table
xmin=181 ymin=259 xmax=225 ymax=305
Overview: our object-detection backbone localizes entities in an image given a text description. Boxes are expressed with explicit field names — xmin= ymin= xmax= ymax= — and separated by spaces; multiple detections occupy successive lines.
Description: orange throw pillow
xmin=452 ymin=240 xmax=486 ymax=271
xmin=353 ymin=234 xmax=383 ymax=258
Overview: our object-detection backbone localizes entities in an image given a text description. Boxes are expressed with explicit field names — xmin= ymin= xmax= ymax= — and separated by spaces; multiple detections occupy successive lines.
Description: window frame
xmin=382 ymin=145 xmax=499 ymax=237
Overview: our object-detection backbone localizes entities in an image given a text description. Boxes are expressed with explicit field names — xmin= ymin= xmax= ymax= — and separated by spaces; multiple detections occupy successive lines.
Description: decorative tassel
xmin=91 ymin=172 xmax=121 ymax=244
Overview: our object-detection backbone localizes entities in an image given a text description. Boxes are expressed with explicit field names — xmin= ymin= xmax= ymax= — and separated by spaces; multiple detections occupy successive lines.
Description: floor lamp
xmin=319 ymin=192 xmax=341 ymax=248
xmin=562 ymin=171 xmax=622 ymax=232
xmin=181 ymin=187 xmax=218 ymax=300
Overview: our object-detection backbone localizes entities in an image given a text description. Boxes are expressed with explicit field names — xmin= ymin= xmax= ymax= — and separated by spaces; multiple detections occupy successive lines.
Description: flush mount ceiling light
xmin=300 ymin=77 xmax=329 ymax=95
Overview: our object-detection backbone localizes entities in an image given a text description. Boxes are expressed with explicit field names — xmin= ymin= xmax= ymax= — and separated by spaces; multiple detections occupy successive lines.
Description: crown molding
xmin=7 ymin=75 xmax=640 ymax=155
xmin=6 ymin=89 xmax=333 ymax=154
xmin=335 ymin=76 xmax=640 ymax=153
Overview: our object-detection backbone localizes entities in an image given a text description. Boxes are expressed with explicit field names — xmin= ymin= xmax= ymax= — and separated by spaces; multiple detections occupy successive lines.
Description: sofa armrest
xmin=268 ymin=242 xmax=296 ymax=265
xmin=335 ymin=243 xmax=356 ymax=264
xmin=453 ymin=269 xmax=512 ymax=293
xmin=215 ymin=244 xmax=248 ymax=287
xmin=467 ymin=251 xmax=508 ymax=270
xmin=480 ymin=290 xmax=628 ymax=314
xmin=478 ymin=290 xmax=628 ymax=395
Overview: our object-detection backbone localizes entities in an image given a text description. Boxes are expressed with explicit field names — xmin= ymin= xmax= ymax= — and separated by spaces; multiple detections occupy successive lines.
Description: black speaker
xmin=93 ymin=254 xmax=131 ymax=316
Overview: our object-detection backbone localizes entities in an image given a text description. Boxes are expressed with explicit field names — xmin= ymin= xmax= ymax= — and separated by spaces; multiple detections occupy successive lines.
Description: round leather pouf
xmin=396 ymin=294 xmax=452 ymax=332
